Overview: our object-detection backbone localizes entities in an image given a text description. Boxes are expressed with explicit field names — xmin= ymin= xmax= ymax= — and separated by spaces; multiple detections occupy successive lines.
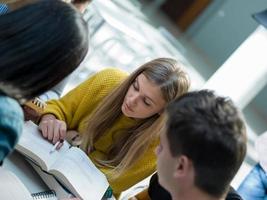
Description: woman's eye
xmin=144 ymin=99 xmax=151 ymax=106
xmin=133 ymin=81 xmax=138 ymax=91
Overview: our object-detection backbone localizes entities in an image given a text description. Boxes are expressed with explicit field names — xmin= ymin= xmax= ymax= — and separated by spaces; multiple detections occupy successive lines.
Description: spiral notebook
xmin=31 ymin=190 xmax=57 ymax=200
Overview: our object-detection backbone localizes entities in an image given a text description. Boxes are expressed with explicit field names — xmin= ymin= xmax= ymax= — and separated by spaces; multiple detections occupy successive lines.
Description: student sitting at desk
xmin=154 ymin=90 xmax=246 ymax=200
xmin=130 ymin=90 xmax=246 ymax=200
xmin=38 ymin=58 xmax=191 ymax=198
xmin=0 ymin=0 xmax=88 ymax=164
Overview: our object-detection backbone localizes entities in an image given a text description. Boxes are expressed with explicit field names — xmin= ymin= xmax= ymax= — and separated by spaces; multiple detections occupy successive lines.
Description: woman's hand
xmin=39 ymin=114 xmax=67 ymax=148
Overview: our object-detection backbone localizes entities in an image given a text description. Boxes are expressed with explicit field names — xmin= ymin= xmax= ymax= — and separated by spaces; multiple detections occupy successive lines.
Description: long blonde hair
xmin=80 ymin=58 xmax=190 ymax=177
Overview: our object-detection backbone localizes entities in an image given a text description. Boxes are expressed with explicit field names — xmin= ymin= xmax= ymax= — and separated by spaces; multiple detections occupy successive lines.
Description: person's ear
xmin=173 ymin=155 xmax=191 ymax=178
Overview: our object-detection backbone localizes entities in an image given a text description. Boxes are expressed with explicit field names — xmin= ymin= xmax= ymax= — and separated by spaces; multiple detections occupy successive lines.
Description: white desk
xmin=3 ymin=151 xmax=49 ymax=193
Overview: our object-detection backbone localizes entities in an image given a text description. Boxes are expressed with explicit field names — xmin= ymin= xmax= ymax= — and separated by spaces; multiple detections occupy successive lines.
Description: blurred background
xmin=63 ymin=0 xmax=267 ymax=198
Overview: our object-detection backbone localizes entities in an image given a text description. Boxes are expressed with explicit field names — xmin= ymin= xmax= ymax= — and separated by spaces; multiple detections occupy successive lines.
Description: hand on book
xmin=39 ymin=114 xmax=67 ymax=148
xmin=17 ymin=121 xmax=110 ymax=200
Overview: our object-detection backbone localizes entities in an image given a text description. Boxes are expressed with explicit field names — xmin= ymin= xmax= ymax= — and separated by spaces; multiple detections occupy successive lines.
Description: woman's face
xmin=121 ymin=73 xmax=166 ymax=119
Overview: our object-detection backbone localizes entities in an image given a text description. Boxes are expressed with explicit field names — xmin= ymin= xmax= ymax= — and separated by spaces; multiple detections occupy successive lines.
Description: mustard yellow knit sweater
xmin=43 ymin=68 xmax=158 ymax=197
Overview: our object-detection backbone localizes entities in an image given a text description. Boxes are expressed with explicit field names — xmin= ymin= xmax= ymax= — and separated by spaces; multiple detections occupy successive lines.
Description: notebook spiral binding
xmin=31 ymin=190 xmax=56 ymax=200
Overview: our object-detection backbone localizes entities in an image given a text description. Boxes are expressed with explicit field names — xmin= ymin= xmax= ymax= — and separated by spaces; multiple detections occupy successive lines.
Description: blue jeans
xmin=237 ymin=164 xmax=267 ymax=200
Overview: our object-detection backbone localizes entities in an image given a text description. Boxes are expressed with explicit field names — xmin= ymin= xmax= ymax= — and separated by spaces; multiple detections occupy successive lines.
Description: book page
xmin=29 ymin=162 xmax=74 ymax=199
xmin=50 ymin=147 xmax=109 ymax=200
xmin=0 ymin=168 xmax=32 ymax=200
xmin=15 ymin=121 xmax=70 ymax=171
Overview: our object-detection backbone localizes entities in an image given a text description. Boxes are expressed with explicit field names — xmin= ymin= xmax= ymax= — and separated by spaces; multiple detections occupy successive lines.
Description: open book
xmin=15 ymin=121 xmax=109 ymax=200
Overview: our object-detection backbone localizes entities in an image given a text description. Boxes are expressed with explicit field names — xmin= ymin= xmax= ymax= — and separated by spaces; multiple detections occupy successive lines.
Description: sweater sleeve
xmin=0 ymin=96 xmax=23 ymax=162
xmin=43 ymin=68 xmax=128 ymax=130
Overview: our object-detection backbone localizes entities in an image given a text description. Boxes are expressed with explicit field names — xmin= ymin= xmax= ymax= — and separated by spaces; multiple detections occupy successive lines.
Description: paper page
xmin=51 ymin=147 xmax=109 ymax=200
xmin=16 ymin=121 xmax=70 ymax=171
xmin=0 ymin=168 xmax=32 ymax=200
xmin=29 ymin=162 xmax=73 ymax=199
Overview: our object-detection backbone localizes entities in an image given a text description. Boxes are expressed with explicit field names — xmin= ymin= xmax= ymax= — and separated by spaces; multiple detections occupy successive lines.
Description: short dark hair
xmin=0 ymin=0 xmax=88 ymax=102
xmin=165 ymin=90 xmax=247 ymax=198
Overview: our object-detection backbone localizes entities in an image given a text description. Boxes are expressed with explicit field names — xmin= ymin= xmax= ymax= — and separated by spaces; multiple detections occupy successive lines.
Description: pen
xmin=49 ymin=139 xmax=64 ymax=154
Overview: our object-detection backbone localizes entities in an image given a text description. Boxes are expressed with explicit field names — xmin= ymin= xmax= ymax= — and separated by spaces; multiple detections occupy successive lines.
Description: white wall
xmin=186 ymin=0 xmax=266 ymax=69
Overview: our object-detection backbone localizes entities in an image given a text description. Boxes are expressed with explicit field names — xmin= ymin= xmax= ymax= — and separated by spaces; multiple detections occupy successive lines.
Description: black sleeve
xmin=148 ymin=173 xmax=243 ymax=200
xmin=226 ymin=186 xmax=243 ymax=200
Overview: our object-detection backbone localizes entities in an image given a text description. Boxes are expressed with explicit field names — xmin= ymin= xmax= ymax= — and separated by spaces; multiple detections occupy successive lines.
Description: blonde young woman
xmin=38 ymin=58 xmax=190 ymax=197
